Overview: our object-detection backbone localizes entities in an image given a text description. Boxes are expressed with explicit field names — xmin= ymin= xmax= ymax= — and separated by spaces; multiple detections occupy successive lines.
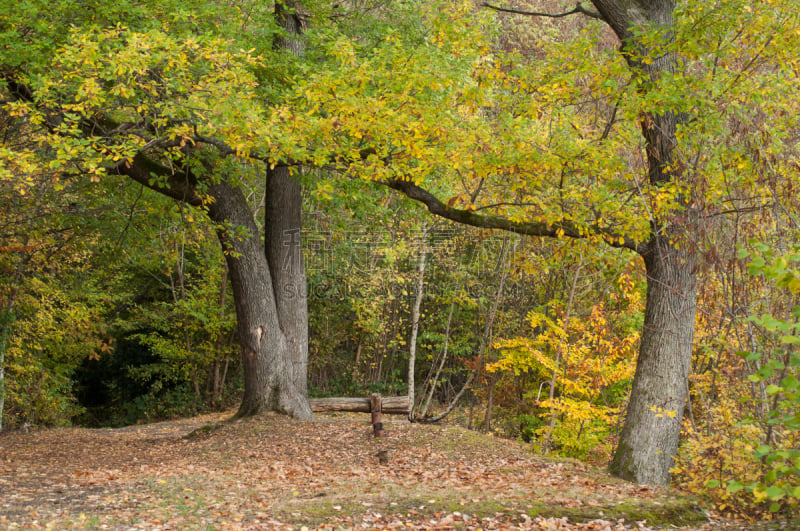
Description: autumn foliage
xmin=1 ymin=0 xmax=799 ymax=524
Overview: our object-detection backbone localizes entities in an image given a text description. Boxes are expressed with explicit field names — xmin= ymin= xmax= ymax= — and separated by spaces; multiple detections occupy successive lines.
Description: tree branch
xmin=482 ymin=2 xmax=603 ymax=21
xmin=109 ymin=153 xmax=205 ymax=207
xmin=382 ymin=178 xmax=645 ymax=254
xmin=2 ymin=74 xmax=223 ymax=209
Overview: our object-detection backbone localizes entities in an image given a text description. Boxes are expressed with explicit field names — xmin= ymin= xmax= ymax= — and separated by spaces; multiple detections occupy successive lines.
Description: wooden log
xmin=309 ymin=397 xmax=370 ymax=413
xmin=309 ymin=395 xmax=410 ymax=414
xmin=376 ymin=396 xmax=411 ymax=414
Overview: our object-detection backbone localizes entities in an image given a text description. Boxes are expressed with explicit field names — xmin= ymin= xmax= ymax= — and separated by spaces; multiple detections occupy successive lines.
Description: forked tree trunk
xmin=207 ymin=181 xmax=312 ymax=419
xmin=206 ymin=0 xmax=313 ymax=420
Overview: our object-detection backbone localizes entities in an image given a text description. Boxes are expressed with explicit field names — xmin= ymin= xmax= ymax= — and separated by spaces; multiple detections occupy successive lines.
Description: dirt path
xmin=0 ymin=412 xmax=764 ymax=530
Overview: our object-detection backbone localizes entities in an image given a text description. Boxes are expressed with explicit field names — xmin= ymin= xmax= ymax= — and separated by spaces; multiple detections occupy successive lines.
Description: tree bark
xmin=591 ymin=0 xmax=698 ymax=484
xmin=207 ymin=181 xmax=312 ymax=419
xmin=610 ymin=232 xmax=696 ymax=484
xmin=264 ymin=165 xmax=313 ymax=418
xmin=274 ymin=0 xmax=307 ymax=56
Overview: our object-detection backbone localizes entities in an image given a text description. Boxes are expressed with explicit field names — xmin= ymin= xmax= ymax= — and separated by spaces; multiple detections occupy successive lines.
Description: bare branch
xmin=482 ymin=2 xmax=603 ymax=21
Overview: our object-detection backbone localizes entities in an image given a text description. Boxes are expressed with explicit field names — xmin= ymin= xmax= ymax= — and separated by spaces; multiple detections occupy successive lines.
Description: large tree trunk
xmin=202 ymin=0 xmax=314 ymax=420
xmin=610 ymin=233 xmax=697 ymax=484
xmin=591 ymin=0 xmax=697 ymax=487
xmin=610 ymin=96 xmax=697 ymax=484
xmin=265 ymin=165 xmax=313 ymax=417
xmin=608 ymin=36 xmax=697 ymax=482
xmin=207 ymin=181 xmax=312 ymax=419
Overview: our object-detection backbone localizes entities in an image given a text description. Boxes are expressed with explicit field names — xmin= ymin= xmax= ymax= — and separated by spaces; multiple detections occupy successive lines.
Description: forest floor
xmin=0 ymin=411 xmax=794 ymax=530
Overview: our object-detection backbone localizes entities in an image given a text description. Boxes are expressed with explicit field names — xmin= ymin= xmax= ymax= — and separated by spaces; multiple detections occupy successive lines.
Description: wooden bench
xmin=309 ymin=394 xmax=410 ymax=415
xmin=309 ymin=393 xmax=410 ymax=437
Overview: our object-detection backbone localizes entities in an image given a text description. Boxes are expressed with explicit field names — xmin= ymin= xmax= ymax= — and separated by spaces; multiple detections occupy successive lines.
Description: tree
xmin=382 ymin=0 xmax=799 ymax=484
xmin=2 ymin=0 xmax=473 ymax=421
xmin=3 ymin=0 xmax=796 ymax=491
xmin=0 ymin=1 xmax=315 ymax=419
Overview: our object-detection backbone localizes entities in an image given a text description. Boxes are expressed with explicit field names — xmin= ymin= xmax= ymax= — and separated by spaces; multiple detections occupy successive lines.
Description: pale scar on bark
xmin=253 ymin=326 xmax=265 ymax=343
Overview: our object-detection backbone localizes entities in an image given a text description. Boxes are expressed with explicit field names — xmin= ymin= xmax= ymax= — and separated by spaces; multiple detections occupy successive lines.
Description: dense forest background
xmin=1 ymin=0 xmax=798 ymax=520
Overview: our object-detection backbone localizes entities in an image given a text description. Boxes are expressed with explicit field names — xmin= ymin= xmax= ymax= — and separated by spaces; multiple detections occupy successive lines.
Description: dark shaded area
xmin=73 ymin=333 xmax=164 ymax=427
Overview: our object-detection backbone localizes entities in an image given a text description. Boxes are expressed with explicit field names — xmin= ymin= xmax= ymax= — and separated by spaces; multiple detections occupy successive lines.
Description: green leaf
xmin=758 ymin=365 xmax=775 ymax=379
xmin=743 ymin=351 xmax=761 ymax=361
xmin=768 ymin=359 xmax=786 ymax=371
xmin=755 ymin=445 xmax=773 ymax=458
xmin=766 ymin=485 xmax=785 ymax=501
xmin=765 ymin=384 xmax=782 ymax=395
xmin=727 ymin=481 xmax=744 ymax=494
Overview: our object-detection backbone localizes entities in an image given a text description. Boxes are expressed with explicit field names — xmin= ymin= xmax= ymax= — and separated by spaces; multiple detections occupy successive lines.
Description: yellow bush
xmin=673 ymin=398 xmax=799 ymax=520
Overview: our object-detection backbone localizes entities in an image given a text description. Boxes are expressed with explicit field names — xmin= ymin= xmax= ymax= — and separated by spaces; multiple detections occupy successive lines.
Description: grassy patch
xmin=271 ymin=498 xmax=368 ymax=526
xmin=268 ymin=488 xmax=707 ymax=529
xmin=269 ymin=490 xmax=513 ymax=526
xmin=183 ymin=423 xmax=221 ymax=440
xmin=525 ymin=498 xmax=707 ymax=527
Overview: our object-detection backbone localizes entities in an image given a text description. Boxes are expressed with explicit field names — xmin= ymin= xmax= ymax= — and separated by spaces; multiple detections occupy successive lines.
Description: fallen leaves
xmin=0 ymin=411 xmax=742 ymax=530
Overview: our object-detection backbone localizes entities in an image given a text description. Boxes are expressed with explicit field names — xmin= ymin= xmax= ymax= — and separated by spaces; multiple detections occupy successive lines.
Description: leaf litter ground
xmin=0 ymin=411 xmax=785 ymax=530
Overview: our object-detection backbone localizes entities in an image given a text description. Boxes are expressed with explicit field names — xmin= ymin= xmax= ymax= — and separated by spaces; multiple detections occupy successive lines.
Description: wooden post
xmin=377 ymin=449 xmax=389 ymax=464
xmin=370 ymin=393 xmax=384 ymax=437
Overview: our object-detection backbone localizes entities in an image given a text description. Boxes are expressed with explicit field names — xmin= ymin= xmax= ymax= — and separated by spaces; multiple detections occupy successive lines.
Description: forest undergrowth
xmin=0 ymin=410 xmax=791 ymax=531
